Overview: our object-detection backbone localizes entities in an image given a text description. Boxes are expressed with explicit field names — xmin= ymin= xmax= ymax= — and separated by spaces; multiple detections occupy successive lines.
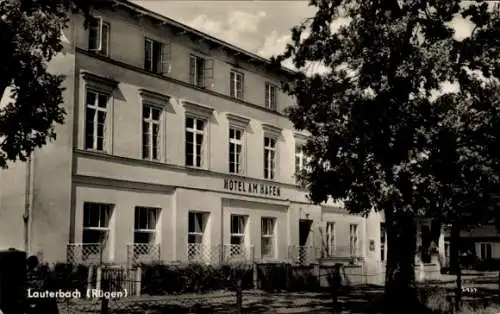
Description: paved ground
xmin=56 ymin=272 xmax=500 ymax=314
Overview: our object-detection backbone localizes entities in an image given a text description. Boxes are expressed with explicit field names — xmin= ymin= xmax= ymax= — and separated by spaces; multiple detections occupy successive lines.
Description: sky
xmin=131 ymin=0 xmax=317 ymax=69
xmin=130 ymin=0 xmax=481 ymax=73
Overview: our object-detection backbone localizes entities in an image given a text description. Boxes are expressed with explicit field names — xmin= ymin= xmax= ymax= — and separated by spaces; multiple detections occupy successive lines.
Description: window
xmin=185 ymin=117 xmax=206 ymax=167
xmin=381 ymin=223 xmax=386 ymax=262
xmin=230 ymin=71 xmax=244 ymax=99
xmin=229 ymin=127 xmax=243 ymax=174
xmin=188 ymin=212 xmax=207 ymax=244
xmin=88 ymin=18 xmax=110 ymax=56
xmin=144 ymin=38 xmax=169 ymax=74
xmin=264 ymin=136 xmax=276 ymax=180
xmin=82 ymin=202 xmax=112 ymax=244
xmin=265 ymin=83 xmax=277 ymax=111
xmin=142 ymin=105 xmax=161 ymax=160
xmin=189 ymin=55 xmax=214 ymax=88
xmin=261 ymin=217 xmax=276 ymax=258
xmin=85 ymin=90 xmax=109 ymax=151
xmin=133 ymin=207 xmax=159 ymax=244
xmin=325 ymin=222 xmax=335 ymax=257
xmin=349 ymin=224 xmax=358 ymax=257
xmin=295 ymin=145 xmax=306 ymax=175
xmin=480 ymin=243 xmax=492 ymax=260
xmin=230 ymin=215 xmax=247 ymax=249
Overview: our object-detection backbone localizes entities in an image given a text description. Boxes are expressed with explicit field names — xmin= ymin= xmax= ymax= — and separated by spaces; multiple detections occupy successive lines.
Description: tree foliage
xmin=274 ymin=0 xmax=499 ymax=312
xmin=0 ymin=0 xmax=109 ymax=168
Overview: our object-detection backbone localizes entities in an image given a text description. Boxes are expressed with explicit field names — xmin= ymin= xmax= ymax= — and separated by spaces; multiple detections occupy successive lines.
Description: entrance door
xmin=298 ymin=219 xmax=313 ymax=263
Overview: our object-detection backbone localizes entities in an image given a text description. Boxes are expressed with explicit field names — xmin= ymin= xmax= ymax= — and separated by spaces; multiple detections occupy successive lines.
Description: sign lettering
xmin=223 ymin=178 xmax=281 ymax=197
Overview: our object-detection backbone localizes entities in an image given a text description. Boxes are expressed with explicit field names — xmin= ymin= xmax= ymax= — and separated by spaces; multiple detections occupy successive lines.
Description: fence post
xmin=96 ymin=266 xmax=102 ymax=291
xmin=87 ymin=265 xmax=94 ymax=291
xmin=252 ymin=263 xmax=258 ymax=289
xmin=135 ymin=267 xmax=142 ymax=297
xmin=100 ymin=269 xmax=109 ymax=314
xmin=236 ymin=279 xmax=243 ymax=314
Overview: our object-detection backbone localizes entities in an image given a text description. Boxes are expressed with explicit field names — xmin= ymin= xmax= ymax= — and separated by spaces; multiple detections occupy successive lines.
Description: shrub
xmin=27 ymin=263 xmax=90 ymax=294
xmin=140 ymin=263 xmax=253 ymax=295
xmin=418 ymin=284 xmax=450 ymax=313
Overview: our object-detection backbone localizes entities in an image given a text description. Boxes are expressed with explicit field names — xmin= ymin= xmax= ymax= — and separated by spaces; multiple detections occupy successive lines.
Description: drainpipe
xmin=23 ymin=155 xmax=33 ymax=254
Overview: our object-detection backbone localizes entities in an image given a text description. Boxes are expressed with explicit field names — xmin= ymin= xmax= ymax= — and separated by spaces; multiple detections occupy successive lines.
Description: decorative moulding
xmin=180 ymin=99 xmax=214 ymax=119
xmin=262 ymin=123 xmax=282 ymax=137
xmin=81 ymin=71 xmax=119 ymax=90
xmin=226 ymin=113 xmax=251 ymax=129
xmin=294 ymin=131 xmax=309 ymax=143
xmin=138 ymin=88 xmax=171 ymax=106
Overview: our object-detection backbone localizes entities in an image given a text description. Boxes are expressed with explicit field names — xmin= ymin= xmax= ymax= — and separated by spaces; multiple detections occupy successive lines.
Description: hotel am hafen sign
xmin=223 ymin=178 xmax=281 ymax=197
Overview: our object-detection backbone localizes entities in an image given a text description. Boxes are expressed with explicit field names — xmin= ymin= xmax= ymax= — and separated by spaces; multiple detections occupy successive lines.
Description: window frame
xmin=265 ymin=82 xmax=278 ymax=111
xmin=325 ymin=221 xmax=335 ymax=257
xmin=142 ymin=104 xmax=162 ymax=161
xmin=144 ymin=37 xmax=168 ymax=74
xmin=84 ymin=89 xmax=110 ymax=152
xmin=480 ymin=243 xmax=492 ymax=260
xmin=188 ymin=212 xmax=208 ymax=244
xmin=185 ymin=115 xmax=207 ymax=168
xmin=88 ymin=17 xmax=110 ymax=57
xmin=230 ymin=70 xmax=244 ymax=100
xmin=133 ymin=207 xmax=160 ymax=245
xmin=82 ymin=202 xmax=113 ymax=245
xmin=263 ymin=136 xmax=277 ymax=180
xmin=230 ymin=215 xmax=247 ymax=248
xmin=229 ymin=127 xmax=244 ymax=174
xmin=349 ymin=224 xmax=359 ymax=257
xmin=261 ymin=217 xmax=276 ymax=259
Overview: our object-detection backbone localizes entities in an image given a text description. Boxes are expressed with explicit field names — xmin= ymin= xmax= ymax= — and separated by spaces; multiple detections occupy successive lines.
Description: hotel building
xmin=0 ymin=0 xmax=421 ymax=279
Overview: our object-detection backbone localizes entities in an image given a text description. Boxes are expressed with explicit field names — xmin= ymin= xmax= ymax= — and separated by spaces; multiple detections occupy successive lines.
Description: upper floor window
xmin=85 ymin=90 xmax=109 ymax=152
xmin=295 ymin=145 xmax=306 ymax=175
xmin=142 ymin=105 xmax=161 ymax=161
xmin=264 ymin=136 xmax=276 ymax=180
xmin=265 ymin=83 xmax=277 ymax=111
xmin=185 ymin=116 xmax=206 ymax=168
xmin=230 ymin=71 xmax=244 ymax=100
xmin=189 ymin=55 xmax=214 ymax=88
xmin=88 ymin=18 xmax=110 ymax=57
xmin=229 ymin=127 xmax=243 ymax=174
xmin=144 ymin=38 xmax=170 ymax=74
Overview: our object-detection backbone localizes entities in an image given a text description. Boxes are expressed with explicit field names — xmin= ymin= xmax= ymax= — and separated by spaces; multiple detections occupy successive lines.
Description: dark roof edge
xmin=113 ymin=0 xmax=296 ymax=77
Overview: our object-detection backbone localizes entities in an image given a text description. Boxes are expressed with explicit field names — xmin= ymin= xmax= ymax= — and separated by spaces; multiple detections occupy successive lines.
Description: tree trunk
xmin=384 ymin=212 xmax=423 ymax=314
xmin=451 ymin=224 xmax=462 ymax=311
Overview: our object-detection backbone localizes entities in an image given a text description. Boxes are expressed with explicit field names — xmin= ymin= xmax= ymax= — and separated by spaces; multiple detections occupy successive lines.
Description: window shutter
xmin=96 ymin=17 xmax=103 ymax=51
xmin=160 ymin=41 xmax=172 ymax=74
xmin=199 ymin=129 xmax=205 ymax=168
xmin=144 ymin=39 xmax=152 ymax=70
xmin=230 ymin=72 xmax=235 ymax=97
xmin=204 ymin=59 xmax=214 ymax=89
xmin=265 ymin=84 xmax=269 ymax=108
xmin=103 ymin=110 xmax=108 ymax=152
xmin=240 ymin=74 xmax=245 ymax=99
xmin=189 ymin=56 xmax=196 ymax=85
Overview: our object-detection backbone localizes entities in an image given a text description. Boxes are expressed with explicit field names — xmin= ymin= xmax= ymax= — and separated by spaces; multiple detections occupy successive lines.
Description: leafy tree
xmin=273 ymin=0 xmax=500 ymax=313
xmin=0 ymin=0 xmax=106 ymax=168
